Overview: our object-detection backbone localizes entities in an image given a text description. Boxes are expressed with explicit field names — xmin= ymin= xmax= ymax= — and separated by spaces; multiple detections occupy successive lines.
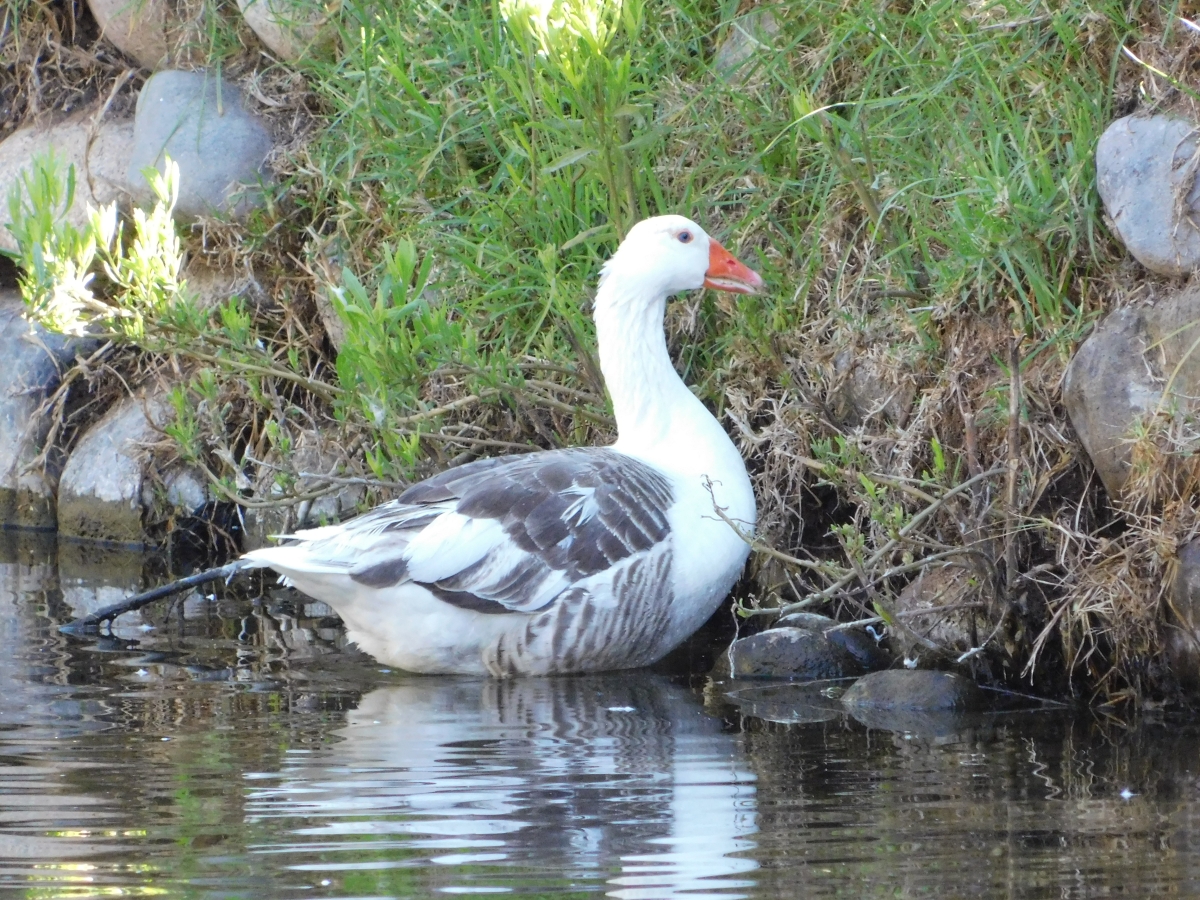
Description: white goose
xmin=243 ymin=215 xmax=763 ymax=676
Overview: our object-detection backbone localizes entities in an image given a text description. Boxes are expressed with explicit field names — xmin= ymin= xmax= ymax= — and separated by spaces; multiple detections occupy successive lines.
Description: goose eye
xmin=677 ymin=230 xmax=693 ymax=244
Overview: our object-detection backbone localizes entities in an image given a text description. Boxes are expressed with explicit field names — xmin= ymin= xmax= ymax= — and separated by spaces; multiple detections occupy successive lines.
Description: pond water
xmin=2 ymin=530 xmax=1200 ymax=899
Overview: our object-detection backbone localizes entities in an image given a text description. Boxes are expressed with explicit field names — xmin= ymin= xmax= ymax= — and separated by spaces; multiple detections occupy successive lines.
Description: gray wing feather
xmin=323 ymin=448 xmax=673 ymax=614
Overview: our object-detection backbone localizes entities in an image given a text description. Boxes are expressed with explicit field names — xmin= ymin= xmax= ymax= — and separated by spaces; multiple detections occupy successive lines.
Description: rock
xmin=57 ymin=539 xmax=149 ymax=641
xmin=714 ymin=680 xmax=842 ymax=725
xmin=1064 ymin=285 xmax=1200 ymax=498
xmin=128 ymin=70 xmax=274 ymax=221
xmin=776 ymin=611 xmax=892 ymax=671
xmin=713 ymin=9 xmax=780 ymax=80
xmin=774 ymin=611 xmax=838 ymax=631
xmin=56 ymin=395 xmax=158 ymax=544
xmin=844 ymin=704 xmax=985 ymax=740
xmin=0 ymin=111 xmax=134 ymax=254
xmin=828 ymin=348 xmax=914 ymax=428
xmin=0 ymin=291 xmax=95 ymax=529
xmin=236 ymin=0 xmax=338 ymax=61
xmin=714 ymin=626 xmax=864 ymax=681
xmin=314 ymin=284 xmax=348 ymax=350
xmin=182 ymin=257 xmax=268 ymax=310
xmin=1097 ymin=115 xmax=1200 ymax=276
xmin=893 ymin=564 xmax=987 ymax=659
xmin=56 ymin=392 xmax=207 ymax=545
xmin=243 ymin=429 xmax=365 ymax=550
xmin=1166 ymin=537 xmax=1200 ymax=692
xmin=840 ymin=669 xmax=983 ymax=711
xmin=87 ymin=0 xmax=171 ymax=70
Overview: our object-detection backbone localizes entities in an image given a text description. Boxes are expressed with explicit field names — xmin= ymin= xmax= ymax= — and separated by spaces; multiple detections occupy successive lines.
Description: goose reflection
xmin=248 ymin=673 xmax=758 ymax=898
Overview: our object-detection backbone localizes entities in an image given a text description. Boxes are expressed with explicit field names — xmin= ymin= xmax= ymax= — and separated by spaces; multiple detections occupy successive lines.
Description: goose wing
xmin=269 ymin=447 xmax=675 ymax=615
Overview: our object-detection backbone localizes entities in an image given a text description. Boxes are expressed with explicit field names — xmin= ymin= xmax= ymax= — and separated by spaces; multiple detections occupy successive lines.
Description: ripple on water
xmin=2 ymin=532 xmax=1200 ymax=898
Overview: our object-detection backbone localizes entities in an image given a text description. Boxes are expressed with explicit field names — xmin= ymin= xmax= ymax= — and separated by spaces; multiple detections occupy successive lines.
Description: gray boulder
xmin=87 ymin=0 xmax=171 ymax=70
xmin=128 ymin=70 xmax=274 ymax=221
xmin=1097 ymin=115 xmax=1200 ymax=276
xmin=841 ymin=669 xmax=985 ymax=737
xmin=0 ymin=292 xmax=94 ymax=529
xmin=776 ymin=611 xmax=892 ymax=671
xmin=1064 ymin=285 xmax=1200 ymax=498
xmin=0 ymin=111 xmax=134 ymax=254
xmin=715 ymin=626 xmax=864 ymax=680
xmin=56 ymin=392 xmax=208 ymax=545
xmin=236 ymin=0 xmax=338 ymax=61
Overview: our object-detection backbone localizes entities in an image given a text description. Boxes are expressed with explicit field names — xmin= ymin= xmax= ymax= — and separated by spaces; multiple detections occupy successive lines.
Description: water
xmin=2 ymin=530 xmax=1200 ymax=899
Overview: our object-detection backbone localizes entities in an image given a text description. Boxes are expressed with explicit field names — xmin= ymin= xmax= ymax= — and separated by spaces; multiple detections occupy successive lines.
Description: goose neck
xmin=592 ymin=276 xmax=700 ymax=453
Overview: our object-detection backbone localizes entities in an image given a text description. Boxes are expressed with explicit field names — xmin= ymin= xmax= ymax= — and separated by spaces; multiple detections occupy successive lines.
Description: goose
xmin=242 ymin=215 xmax=763 ymax=676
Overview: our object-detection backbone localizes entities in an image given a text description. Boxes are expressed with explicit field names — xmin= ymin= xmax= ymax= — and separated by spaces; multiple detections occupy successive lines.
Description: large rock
xmin=776 ymin=611 xmax=892 ymax=671
xmin=1097 ymin=115 xmax=1200 ymax=276
xmin=0 ymin=111 xmax=134 ymax=253
xmin=87 ymin=0 xmax=171 ymax=70
xmin=0 ymin=292 xmax=94 ymax=529
xmin=1064 ymin=286 xmax=1200 ymax=498
xmin=128 ymin=70 xmax=274 ymax=221
xmin=236 ymin=0 xmax=338 ymax=61
xmin=56 ymin=392 xmax=207 ymax=545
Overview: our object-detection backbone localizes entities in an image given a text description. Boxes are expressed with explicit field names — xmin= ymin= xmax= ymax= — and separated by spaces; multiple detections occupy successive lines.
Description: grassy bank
xmin=8 ymin=0 xmax=1199 ymax=702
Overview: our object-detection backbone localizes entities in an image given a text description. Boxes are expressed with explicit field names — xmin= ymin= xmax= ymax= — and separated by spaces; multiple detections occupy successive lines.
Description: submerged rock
xmin=714 ymin=680 xmax=842 ymax=725
xmin=87 ymin=0 xmax=171 ymax=70
xmin=1097 ymin=115 xmax=1200 ymax=276
xmin=0 ymin=292 xmax=94 ymax=529
xmin=57 ymin=539 xmax=149 ymax=641
xmin=0 ymin=111 xmax=134 ymax=254
xmin=128 ymin=70 xmax=274 ymax=221
xmin=715 ymin=626 xmax=864 ymax=680
xmin=1064 ymin=285 xmax=1200 ymax=498
xmin=841 ymin=669 xmax=983 ymax=711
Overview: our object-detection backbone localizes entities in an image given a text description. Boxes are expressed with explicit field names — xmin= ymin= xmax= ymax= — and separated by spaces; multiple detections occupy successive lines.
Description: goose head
xmin=597 ymin=215 xmax=763 ymax=302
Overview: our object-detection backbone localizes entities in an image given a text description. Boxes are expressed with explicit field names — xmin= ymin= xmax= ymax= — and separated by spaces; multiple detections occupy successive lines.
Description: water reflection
xmin=5 ymin=529 xmax=1200 ymax=898
xmin=248 ymin=675 xmax=759 ymax=898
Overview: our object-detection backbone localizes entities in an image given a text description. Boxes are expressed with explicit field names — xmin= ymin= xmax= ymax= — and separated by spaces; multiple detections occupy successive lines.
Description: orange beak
xmin=704 ymin=240 xmax=764 ymax=295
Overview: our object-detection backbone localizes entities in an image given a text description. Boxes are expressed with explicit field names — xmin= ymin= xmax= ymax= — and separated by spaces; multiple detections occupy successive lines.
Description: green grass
xmin=285 ymin=0 xmax=1132 ymax=451
xmin=8 ymin=0 xmax=1140 ymax=515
